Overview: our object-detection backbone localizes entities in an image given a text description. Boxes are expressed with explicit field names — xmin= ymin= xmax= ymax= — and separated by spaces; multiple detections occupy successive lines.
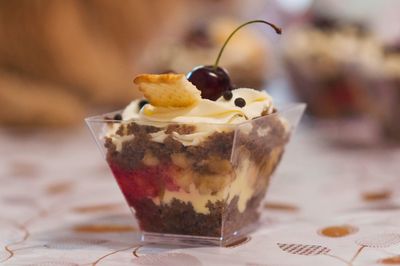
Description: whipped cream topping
xmin=123 ymin=88 xmax=274 ymax=124
xmin=104 ymin=88 xmax=275 ymax=148
xmin=121 ymin=99 xmax=142 ymax=120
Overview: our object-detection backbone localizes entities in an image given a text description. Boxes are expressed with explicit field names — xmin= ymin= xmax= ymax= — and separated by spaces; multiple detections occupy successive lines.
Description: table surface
xmin=1 ymin=126 xmax=400 ymax=266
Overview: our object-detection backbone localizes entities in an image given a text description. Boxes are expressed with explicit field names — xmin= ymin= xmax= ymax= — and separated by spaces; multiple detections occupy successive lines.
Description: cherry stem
xmin=213 ymin=20 xmax=282 ymax=69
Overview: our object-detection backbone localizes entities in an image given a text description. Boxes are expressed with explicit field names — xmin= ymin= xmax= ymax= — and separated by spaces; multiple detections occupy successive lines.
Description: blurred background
xmin=2 ymin=2 xmax=400 ymax=262
xmin=0 ymin=0 xmax=400 ymax=145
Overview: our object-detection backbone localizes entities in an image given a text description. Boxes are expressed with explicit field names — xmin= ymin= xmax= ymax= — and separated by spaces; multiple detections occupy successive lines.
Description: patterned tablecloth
xmin=1 ymin=126 xmax=400 ymax=266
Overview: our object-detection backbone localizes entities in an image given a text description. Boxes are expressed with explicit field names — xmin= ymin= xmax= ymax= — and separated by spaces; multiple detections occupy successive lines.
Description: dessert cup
xmin=86 ymin=103 xmax=304 ymax=246
xmin=370 ymin=77 xmax=400 ymax=142
xmin=285 ymin=62 xmax=372 ymax=118
xmin=285 ymin=62 xmax=381 ymax=146
xmin=282 ymin=23 xmax=382 ymax=145
xmin=368 ymin=45 xmax=400 ymax=142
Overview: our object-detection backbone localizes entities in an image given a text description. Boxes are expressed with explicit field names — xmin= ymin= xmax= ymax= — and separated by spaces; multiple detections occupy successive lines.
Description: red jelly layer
xmin=108 ymin=161 xmax=180 ymax=204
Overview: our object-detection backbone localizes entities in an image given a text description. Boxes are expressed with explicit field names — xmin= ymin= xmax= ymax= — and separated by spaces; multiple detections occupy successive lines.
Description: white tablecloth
xmin=1 ymin=126 xmax=400 ymax=266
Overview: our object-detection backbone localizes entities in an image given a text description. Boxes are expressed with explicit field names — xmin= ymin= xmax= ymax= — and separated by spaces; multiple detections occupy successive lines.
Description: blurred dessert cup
xmin=282 ymin=17 xmax=383 ymax=145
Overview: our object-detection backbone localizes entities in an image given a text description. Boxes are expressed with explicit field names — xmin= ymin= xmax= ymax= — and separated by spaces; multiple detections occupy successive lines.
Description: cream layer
xmin=151 ymin=157 xmax=259 ymax=215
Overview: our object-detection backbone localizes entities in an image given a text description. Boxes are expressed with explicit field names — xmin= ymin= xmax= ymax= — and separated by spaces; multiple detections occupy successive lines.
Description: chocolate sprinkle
xmin=234 ymin=98 xmax=246 ymax=108
xmin=223 ymin=90 xmax=233 ymax=101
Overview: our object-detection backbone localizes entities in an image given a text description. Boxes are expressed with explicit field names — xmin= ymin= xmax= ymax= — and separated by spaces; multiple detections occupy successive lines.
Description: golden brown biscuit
xmin=134 ymin=74 xmax=201 ymax=107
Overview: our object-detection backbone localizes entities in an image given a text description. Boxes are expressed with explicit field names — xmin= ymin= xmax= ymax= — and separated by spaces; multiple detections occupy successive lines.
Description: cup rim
xmin=85 ymin=102 xmax=306 ymax=127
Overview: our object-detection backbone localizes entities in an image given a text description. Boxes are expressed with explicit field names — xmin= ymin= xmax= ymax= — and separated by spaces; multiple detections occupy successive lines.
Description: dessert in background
xmin=372 ymin=44 xmax=400 ymax=141
xmin=282 ymin=17 xmax=381 ymax=119
xmin=148 ymin=18 xmax=271 ymax=90
xmin=86 ymin=20 xmax=304 ymax=246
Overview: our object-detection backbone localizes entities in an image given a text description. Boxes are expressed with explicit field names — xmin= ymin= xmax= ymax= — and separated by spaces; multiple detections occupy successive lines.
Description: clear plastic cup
xmin=85 ymin=103 xmax=305 ymax=246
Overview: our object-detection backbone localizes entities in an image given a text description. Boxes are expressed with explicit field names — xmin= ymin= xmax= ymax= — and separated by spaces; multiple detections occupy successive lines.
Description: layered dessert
xmin=283 ymin=17 xmax=380 ymax=118
xmin=104 ymin=74 xmax=289 ymax=237
xmin=87 ymin=20 xmax=303 ymax=244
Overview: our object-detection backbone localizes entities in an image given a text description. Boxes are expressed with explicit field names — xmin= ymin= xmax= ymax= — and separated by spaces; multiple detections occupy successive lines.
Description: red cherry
xmin=186 ymin=20 xmax=281 ymax=101
xmin=187 ymin=65 xmax=232 ymax=100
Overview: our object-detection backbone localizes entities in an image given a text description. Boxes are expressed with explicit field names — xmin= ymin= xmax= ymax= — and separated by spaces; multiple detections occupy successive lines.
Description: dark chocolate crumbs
xmin=165 ymin=124 xmax=196 ymax=135
xmin=116 ymin=124 xmax=126 ymax=136
xmin=126 ymin=122 xmax=161 ymax=136
xmin=234 ymin=98 xmax=246 ymax=108
xmin=222 ymin=90 xmax=233 ymax=101
xmin=261 ymin=109 xmax=269 ymax=116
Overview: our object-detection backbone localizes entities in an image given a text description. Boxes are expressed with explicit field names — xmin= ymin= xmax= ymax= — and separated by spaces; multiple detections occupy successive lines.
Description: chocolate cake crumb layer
xmin=106 ymin=119 xmax=287 ymax=180
xmin=106 ymin=122 xmax=237 ymax=174
xmin=126 ymin=123 xmax=161 ymax=136
xmin=133 ymin=198 xmax=224 ymax=236
xmin=236 ymin=116 xmax=288 ymax=164
xmin=132 ymin=193 xmax=266 ymax=237
xmin=165 ymin=124 xmax=196 ymax=134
